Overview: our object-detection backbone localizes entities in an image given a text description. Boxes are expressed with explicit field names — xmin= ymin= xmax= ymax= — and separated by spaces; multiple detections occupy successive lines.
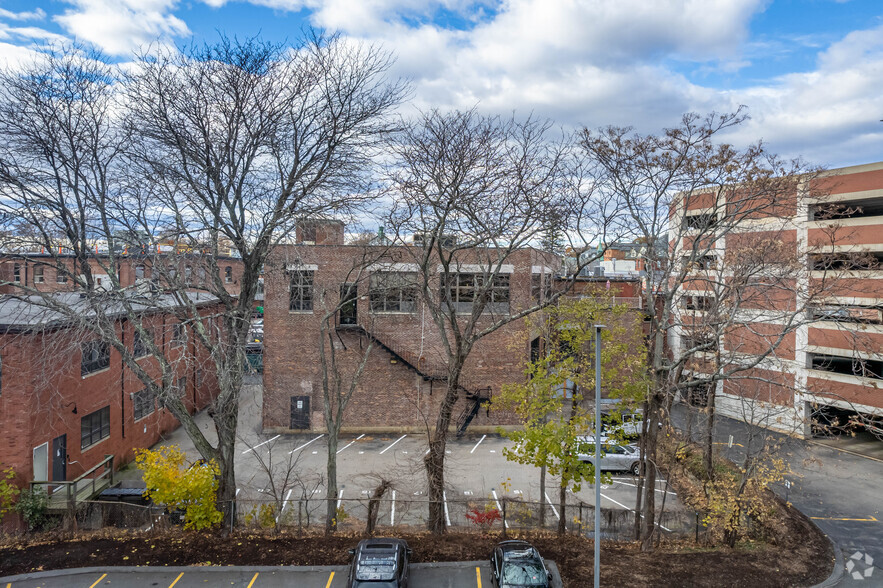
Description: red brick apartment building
xmin=0 ymin=294 xmax=221 ymax=492
xmin=0 ymin=252 xmax=244 ymax=297
xmin=261 ymin=226 xmax=564 ymax=435
xmin=672 ymin=161 xmax=883 ymax=437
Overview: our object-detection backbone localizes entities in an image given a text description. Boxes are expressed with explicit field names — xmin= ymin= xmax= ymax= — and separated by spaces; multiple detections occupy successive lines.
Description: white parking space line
xmin=289 ymin=434 xmax=324 ymax=454
xmin=337 ymin=434 xmax=365 ymax=454
xmin=599 ymin=492 xmax=671 ymax=532
xmin=443 ymin=491 xmax=451 ymax=527
xmin=612 ymin=478 xmax=677 ymax=495
xmin=545 ymin=491 xmax=560 ymax=520
xmin=391 ymin=490 xmax=396 ymax=526
xmin=242 ymin=434 xmax=280 ymax=454
xmin=276 ymin=488 xmax=293 ymax=523
xmin=492 ymin=489 xmax=510 ymax=528
xmin=470 ymin=434 xmax=487 ymax=454
xmin=379 ymin=434 xmax=407 ymax=454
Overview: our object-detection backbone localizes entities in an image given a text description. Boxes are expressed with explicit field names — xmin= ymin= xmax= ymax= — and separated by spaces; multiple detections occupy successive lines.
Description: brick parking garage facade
xmin=261 ymin=224 xmax=562 ymax=435
xmin=671 ymin=161 xmax=883 ymax=438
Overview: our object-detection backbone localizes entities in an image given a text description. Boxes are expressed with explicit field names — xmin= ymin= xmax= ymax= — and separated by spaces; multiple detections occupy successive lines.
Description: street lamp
xmin=594 ymin=324 xmax=605 ymax=588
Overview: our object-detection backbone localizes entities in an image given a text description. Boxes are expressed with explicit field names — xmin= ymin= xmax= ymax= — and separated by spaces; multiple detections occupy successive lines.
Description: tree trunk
xmin=326 ymin=432 xmax=339 ymax=534
xmin=703 ymin=384 xmax=718 ymax=481
xmin=633 ymin=400 xmax=648 ymax=540
xmin=539 ymin=464 xmax=546 ymax=528
xmin=557 ymin=479 xmax=567 ymax=536
xmin=425 ymin=377 xmax=461 ymax=534
xmin=640 ymin=393 xmax=662 ymax=551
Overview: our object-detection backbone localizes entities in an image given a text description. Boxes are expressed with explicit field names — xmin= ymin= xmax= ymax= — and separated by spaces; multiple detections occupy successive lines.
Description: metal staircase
xmin=338 ymin=324 xmax=491 ymax=436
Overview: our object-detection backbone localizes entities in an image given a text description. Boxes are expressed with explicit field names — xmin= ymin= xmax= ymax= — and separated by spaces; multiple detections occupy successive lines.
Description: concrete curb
xmin=810 ymin=531 xmax=845 ymax=588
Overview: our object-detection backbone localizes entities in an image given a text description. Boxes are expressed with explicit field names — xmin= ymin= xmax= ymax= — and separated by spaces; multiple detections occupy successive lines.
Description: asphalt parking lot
xmin=145 ymin=379 xmax=690 ymax=535
xmin=1 ymin=561 xmax=563 ymax=588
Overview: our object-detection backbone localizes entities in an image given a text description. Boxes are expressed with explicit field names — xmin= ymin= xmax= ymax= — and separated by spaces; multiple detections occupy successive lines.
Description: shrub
xmin=135 ymin=445 xmax=223 ymax=530
xmin=14 ymin=486 xmax=48 ymax=531
xmin=0 ymin=467 xmax=20 ymax=523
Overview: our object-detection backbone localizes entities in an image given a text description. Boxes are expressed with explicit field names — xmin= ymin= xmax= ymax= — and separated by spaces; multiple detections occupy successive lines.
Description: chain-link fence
xmin=62 ymin=495 xmax=707 ymax=542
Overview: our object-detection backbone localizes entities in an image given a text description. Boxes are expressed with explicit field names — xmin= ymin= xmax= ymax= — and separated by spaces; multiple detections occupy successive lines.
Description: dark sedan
xmin=346 ymin=538 xmax=411 ymax=588
xmin=490 ymin=540 xmax=550 ymax=588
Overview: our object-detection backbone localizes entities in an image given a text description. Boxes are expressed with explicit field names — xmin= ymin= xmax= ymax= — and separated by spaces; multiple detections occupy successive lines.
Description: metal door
xmin=52 ymin=434 xmax=67 ymax=481
xmin=32 ymin=443 xmax=48 ymax=482
xmin=290 ymin=396 xmax=310 ymax=429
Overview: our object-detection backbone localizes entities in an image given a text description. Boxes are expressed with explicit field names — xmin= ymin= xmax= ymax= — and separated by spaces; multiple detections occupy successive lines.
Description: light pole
xmin=594 ymin=324 xmax=605 ymax=588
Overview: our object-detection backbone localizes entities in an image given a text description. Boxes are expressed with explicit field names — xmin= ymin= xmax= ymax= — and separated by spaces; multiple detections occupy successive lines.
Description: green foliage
xmin=498 ymin=294 xmax=649 ymax=493
xmin=0 ymin=467 xmax=20 ymax=522
xmin=14 ymin=486 xmax=48 ymax=531
xmin=135 ymin=445 xmax=223 ymax=530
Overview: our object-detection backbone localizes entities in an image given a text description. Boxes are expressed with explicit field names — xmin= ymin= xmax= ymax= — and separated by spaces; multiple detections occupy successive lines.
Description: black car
xmin=490 ymin=540 xmax=550 ymax=588
xmin=346 ymin=538 xmax=411 ymax=588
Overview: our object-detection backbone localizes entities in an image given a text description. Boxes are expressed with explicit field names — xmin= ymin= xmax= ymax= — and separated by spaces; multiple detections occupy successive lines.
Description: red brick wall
xmin=262 ymin=244 xmax=559 ymax=432
xmin=0 ymin=305 xmax=223 ymax=487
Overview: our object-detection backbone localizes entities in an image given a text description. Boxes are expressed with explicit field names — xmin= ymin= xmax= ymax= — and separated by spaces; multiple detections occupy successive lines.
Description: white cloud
xmin=54 ymin=0 xmax=190 ymax=56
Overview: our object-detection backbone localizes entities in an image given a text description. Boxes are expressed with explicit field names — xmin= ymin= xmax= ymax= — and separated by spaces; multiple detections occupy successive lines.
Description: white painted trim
xmin=531 ymin=265 xmax=554 ymax=274
xmin=368 ymin=262 xmax=420 ymax=273
xmin=805 ymin=344 xmax=883 ymax=361
xmin=285 ymin=263 xmax=318 ymax=271
xmin=436 ymin=264 xmax=514 ymax=274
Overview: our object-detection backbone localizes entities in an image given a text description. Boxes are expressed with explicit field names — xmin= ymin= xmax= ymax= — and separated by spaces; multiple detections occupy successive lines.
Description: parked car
xmin=602 ymin=411 xmax=645 ymax=439
xmin=490 ymin=540 xmax=551 ymax=588
xmin=346 ymin=538 xmax=411 ymax=587
xmin=576 ymin=442 xmax=641 ymax=475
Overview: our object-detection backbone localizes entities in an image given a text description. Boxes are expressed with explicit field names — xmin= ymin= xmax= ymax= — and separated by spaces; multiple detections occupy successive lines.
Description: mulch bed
xmin=1 ymin=522 xmax=833 ymax=587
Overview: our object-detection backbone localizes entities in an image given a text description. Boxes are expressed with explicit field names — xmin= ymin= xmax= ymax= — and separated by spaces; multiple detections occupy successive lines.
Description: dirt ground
xmin=1 ymin=520 xmax=833 ymax=587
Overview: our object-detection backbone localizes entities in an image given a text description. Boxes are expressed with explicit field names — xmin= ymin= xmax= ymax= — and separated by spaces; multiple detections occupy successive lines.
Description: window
xmin=811 ymin=305 xmax=883 ymax=325
xmin=681 ymin=294 xmax=713 ymax=311
xmin=811 ymin=198 xmax=883 ymax=221
xmin=81 ymin=341 xmax=110 ymax=376
xmin=56 ymin=268 xmax=68 ymax=283
xmin=135 ymin=265 xmax=146 ymax=279
xmin=531 ymin=273 xmax=553 ymax=304
xmin=683 ymin=213 xmax=717 ymax=231
xmin=442 ymin=273 xmax=510 ymax=313
xmin=172 ymin=323 xmax=186 ymax=346
xmin=289 ymin=270 xmax=314 ymax=311
xmin=133 ymin=329 xmax=153 ymax=358
xmin=301 ymin=224 xmax=317 ymax=243
xmin=34 ymin=266 xmax=44 ymax=283
xmin=225 ymin=266 xmax=232 ymax=283
xmin=683 ymin=255 xmax=717 ymax=272
xmin=13 ymin=263 xmax=21 ymax=284
xmin=133 ymin=388 xmax=156 ymax=420
xmin=184 ymin=266 xmax=192 ymax=283
xmin=681 ymin=331 xmax=715 ymax=352
xmin=81 ymin=406 xmax=110 ymax=449
xmin=196 ymin=369 xmax=203 ymax=390
xmin=370 ymin=272 xmax=418 ymax=312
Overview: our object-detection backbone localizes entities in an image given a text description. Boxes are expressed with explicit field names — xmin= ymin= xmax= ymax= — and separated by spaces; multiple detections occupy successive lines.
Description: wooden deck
xmin=32 ymin=454 xmax=115 ymax=514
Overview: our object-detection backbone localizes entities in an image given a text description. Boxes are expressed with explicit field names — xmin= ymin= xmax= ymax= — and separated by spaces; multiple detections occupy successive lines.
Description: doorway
xmin=52 ymin=434 xmax=67 ymax=481
xmin=32 ymin=443 xmax=48 ymax=482
xmin=290 ymin=396 xmax=311 ymax=429
xmin=339 ymin=283 xmax=358 ymax=326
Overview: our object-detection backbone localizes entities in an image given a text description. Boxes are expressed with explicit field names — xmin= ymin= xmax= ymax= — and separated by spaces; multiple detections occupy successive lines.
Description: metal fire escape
xmin=337 ymin=323 xmax=491 ymax=437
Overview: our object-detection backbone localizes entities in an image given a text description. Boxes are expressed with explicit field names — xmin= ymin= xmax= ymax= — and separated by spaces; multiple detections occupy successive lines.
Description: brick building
xmin=0 ymin=252 xmax=244 ymax=298
xmin=671 ymin=161 xmax=883 ymax=437
xmin=261 ymin=226 xmax=562 ymax=435
xmin=0 ymin=293 xmax=222 ymax=492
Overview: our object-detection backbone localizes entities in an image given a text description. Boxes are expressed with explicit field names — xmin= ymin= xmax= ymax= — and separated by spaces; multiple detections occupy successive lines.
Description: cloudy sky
xmin=0 ymin=0 xmax=881 ymax=168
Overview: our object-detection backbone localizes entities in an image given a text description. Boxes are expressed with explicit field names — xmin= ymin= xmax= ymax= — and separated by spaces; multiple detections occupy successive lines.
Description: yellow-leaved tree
xmin=135 ymin=445 xmax=223 ymax=530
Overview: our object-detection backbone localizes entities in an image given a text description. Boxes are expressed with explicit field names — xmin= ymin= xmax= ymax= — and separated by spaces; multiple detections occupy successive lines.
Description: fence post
xmin=579 ymin=502 xmax=583 ymax=536
xmin=298 ymin=499 xmax=303 ymax=532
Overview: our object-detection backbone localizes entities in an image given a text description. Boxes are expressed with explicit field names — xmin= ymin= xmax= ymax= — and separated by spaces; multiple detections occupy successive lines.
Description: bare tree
xmin=578 ymin=110 xmax=845 ymax=550
xmin=384 ymin=109 xmax=612 ymax=533
xmin=0 ymin=36 xmax=405 ymax=525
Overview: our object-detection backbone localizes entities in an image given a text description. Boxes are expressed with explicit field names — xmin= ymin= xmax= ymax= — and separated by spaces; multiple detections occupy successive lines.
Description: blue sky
xmin=1 ymin=0 xmax=882 ymax=168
